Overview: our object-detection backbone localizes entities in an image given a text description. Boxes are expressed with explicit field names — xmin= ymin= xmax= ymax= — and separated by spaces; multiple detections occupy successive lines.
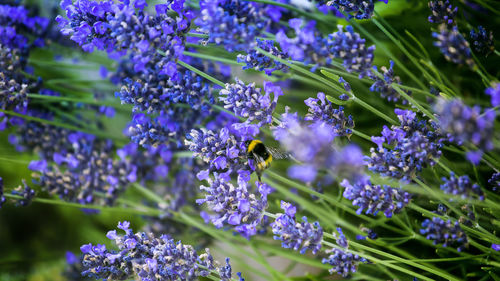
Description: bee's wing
xmin=266 ymin=146 xmax=291 ymax=160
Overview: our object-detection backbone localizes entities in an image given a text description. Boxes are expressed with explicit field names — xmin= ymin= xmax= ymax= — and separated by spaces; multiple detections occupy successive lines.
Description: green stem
xmin=183 ymin=51 xmax=244 ymax=66
xmin=255 ymin=47 xmax=398 ymax=125
xmin=347 ymin=239 xmax=461 ymax=281
xmin=176 ymin=59 xmax=226 ymax=87
xmin=391 ymin=84 xmax=437 ymax=121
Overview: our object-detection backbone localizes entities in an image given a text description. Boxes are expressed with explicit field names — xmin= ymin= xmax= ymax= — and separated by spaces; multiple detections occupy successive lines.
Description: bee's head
xmin=244 ymin=140 xmax=253 ymax=146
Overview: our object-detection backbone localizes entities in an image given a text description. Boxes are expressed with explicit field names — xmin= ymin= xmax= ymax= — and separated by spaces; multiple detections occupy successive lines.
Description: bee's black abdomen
xmin=252 ymin=142 xmax=269 ymax=159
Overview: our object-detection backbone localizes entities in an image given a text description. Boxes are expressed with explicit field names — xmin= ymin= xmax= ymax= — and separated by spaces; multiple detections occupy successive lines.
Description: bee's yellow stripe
xmin=247 ymin=140 xmax=262 ymax=153
xmin=257 ymin=154 xmax=273 ymax=170
xmin=265 ymin=154 xmax=272 ymax=167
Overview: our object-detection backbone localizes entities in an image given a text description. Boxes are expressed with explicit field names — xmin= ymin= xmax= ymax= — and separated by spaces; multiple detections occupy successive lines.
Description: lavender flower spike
xmin=219 ymin=78 xmax=283 ymax=126
xmin=195 ymin=0 xmax=270 ymax=52
xmin=196 ymin=171 xmax=269 ymax=239
xmin=420 ymin=216 xmax=468 ymax=252
xmin=304 ymin=92 xmax=354 ymax=137
xmin=433 ymin=26 xmax=475 ymax=68
xmin=81 ymin=221 xmax=244 ymax=280
xmin=327 ymin=25 xmax=375 ymax=78
xmin=434 ymin=98 xmax=495 ymax=152
xmin=440 ymin=172 xmax=484 ymax=200
xmin=322 ymin=228 xmax=368 ymax=277
xmin=271 ymin=201 xmax=323 ymax=254
xmin=428 ymin=0 xmax=457 ymax=26
xmin=341 ymin=177 xmax=412 ymax=218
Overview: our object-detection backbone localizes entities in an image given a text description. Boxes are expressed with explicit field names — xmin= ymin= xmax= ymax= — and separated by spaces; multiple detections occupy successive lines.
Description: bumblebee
xmin=245 ymin=140 xmax=290 ymax=181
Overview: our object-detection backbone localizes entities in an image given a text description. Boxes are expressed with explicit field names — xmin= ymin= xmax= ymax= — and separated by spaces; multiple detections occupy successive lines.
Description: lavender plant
xmin=1 ymin=0 xmax=499 ymax=280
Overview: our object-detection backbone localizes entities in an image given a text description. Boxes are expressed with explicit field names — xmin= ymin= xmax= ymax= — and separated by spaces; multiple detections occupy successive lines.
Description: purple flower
xmin=469 ymin=26 xmax=495 ymax=56
xmin=219 ymin=78 xmax=282 ymax=126
xmin=433 ymin=26 xmax=474 ymax=68
xmin=10 ymin=179 xmax=35 ymax=207
xmin=32 ymin=136 xmax=137 ymax=206
xmin=116 ymin=69 xmax=213 ymax=114
xmin=197 ymin=172 xmax=269 ymax=238
xmin=271 ymin=201 xmax=323 ymax=254
xmin=57 ymin=0 xmax=189 ymax=79
xmin=485 ymin=83 xmax=500 ymax=107
xmin=275 ymin=111 xmax=364 ymax=182
xmin=327 ymin=25 xmax=375 ymax=78
xmin=366 ymin=109 xmax=444 ymax=181
xmin=276 ymin=19 xmax=331 ymax=71
xmin=127 ymin=106 xmax=210 ymax=148
xmin=434 ymin=99 xmax=495 ymax=151
xmin=341 ymin=177 xmax=412 ymax=217
xmin=440 ymin=172 xmax=484 ymax=200
xmin=185 ymin=127 xmax=248 ymax=173
xmin=492 ymin=244 xmax=500 ymax=251
xmin=237 ymin=39 xmax=290 ymax=75
xmin=304 ymin=92 xmax=354 ymax=137
xmin=369 ymin=60 xmax=412 ymax=104
xmin=325 ymin=0 xmax=376 ymax=19
xmin=28 ymin=159 xmax=47 ymax=172
xmin=322 ymin=228 xmax=368 ymax=277
xmin=465 ymin=150 xmax=483 ymax=165
xmin=195 ymin=0 xmax=270 ymax=52
xmin=0 ymin=45 xmax=29 ymax=113
xmin=0 ymin=4 xmax=49 ymax=48
xmin=428 ymin=0 xmax=457 ymax=26
xmin=488 ymin=173 xmax=500 ymax=192
xmin=420 ymin=216 xmax=468 ymax=252
xmin=80 ymin=221 xmax=243 ymax=280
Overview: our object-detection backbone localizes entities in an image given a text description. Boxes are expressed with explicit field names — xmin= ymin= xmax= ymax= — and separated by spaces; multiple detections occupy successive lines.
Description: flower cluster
xmin=9 ymin=119 xmax=74 ymax=159
xmin=340 ymin=177 xmax=412 ymax=217
xmin=420 ymin=216 xmax=468 ymax=252
xmin=219 ymin=79 xmax=283 ymax=126
xmin=56 ymin=0 xmax=188 ymax=69
xmin=276 ymin=19 xmax=331 ymax=71
xmin=325 ymin=0 xmax=375 ymax=19
xmin=197 ymin=172 xmax=271 ymax=238
xmin=30 ymin=135 xmax=137 ymax=206
xmin=433 ymin=26 xmax=475 ymax=68
xmin=369 ymin=60 xmax=412 ymax=104
xmin=185 ymin=127 xmax=249 ymax=174
xmin=428 ymin=0 xmax=457 ymax=27
xmin=271 ymin=201 xmax=323 ymax=254
xmin=195 ymin=0 xmax=270 ymax=52
xmin=322 ymin=228 xmax=368 ymax=277
xmin=0 ymin=44 xmax=29 ymax=113
xmin=116 ymin=69 xmax=213 ymax=114
xmin=0 ymin=3 xmax=49 ymax=48
xmin=469 ymin=26 xmax=495 ymax=56
xmin=80 ymin=221 xmax=244 ymax=280
xmin=127 ymin=110 xmax=208 ymax=148
xmin=366 ymin=109 xmax=444 ymax=181
xmin=274 ymin=110 xmax=364 ymax=183
xmin=327 ymin=25 xmax=375 ymax=78
xmin=304 ymin=92 xmax=354 ymax=137
xmin=434 ymin=98 xmax=495 ymax=152
xmin=237 ymin=39 xmax=290 ymax=75
xmin=116 ymin=143 xmax=172 ymax=183
xmin=440 ymin=172 xmax=484 ymax=200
